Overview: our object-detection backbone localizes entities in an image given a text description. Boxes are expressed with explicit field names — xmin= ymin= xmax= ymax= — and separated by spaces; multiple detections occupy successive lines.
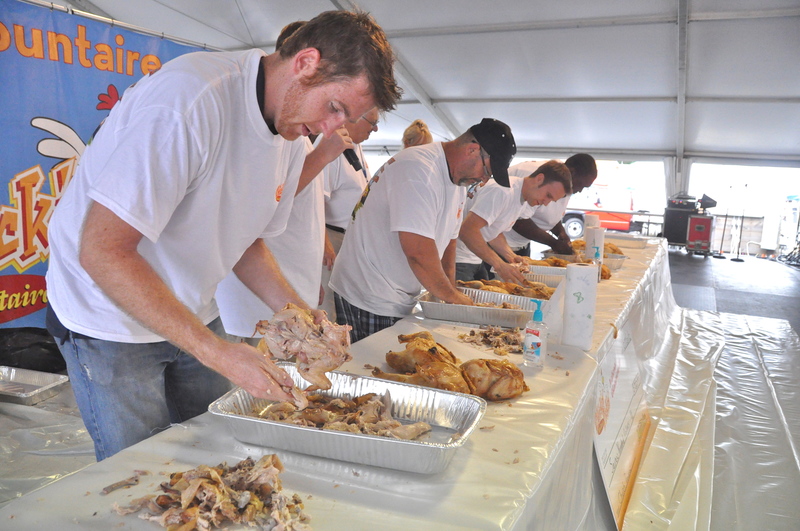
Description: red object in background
xmin=585 ymin=210 xmax=633 ymax=231
xmin=0 ymin=274 xmax=47 ymax=324
xmin=686 ymin=214 xmax=714 ymax=255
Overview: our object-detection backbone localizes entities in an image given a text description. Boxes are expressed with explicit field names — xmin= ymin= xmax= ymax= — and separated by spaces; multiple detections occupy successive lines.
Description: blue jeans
xmin=55 ymin=317 xmax=233 ymax=461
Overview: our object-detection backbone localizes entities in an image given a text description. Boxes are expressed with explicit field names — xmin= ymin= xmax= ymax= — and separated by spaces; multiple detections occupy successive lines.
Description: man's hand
xmin=447 ymin=291 xmax=475 ymax=306
xmin=551 ymin=237 xmax=574 ymax=255
xmin=206 ymin=339 xmax=295 ymax=402
xmin=494 ymin=261 xmax=526 ymax=284
xmin=323 ymin=236 xmax=336 ymax=270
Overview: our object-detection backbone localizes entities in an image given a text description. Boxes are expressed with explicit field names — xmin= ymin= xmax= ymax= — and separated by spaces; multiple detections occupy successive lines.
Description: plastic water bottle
xmin=523 ymin=299 xmax=548 ymax=368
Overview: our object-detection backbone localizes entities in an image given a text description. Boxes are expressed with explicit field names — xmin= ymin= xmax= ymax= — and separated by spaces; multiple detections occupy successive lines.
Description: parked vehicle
xmin=561 ymin=184 xmax=643 ymax=238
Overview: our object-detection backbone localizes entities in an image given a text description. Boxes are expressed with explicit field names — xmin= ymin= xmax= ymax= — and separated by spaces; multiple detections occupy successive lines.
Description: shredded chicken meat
xmin=457 ymin=326 xmax=523 ymax=356
xmin=254 ymin=303 xmax=352 ymax=404
xmin=113 ymin=455 xmax=310 ymax=530
xmin=251 ymin=392 xmax=432 ymax=441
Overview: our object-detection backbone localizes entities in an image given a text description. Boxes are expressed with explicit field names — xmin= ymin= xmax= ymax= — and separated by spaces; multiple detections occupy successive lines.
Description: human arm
xmin=512 ymin=218 xmax=574 ymax=254
xmin=79 ymin=201 xmax=294 ymax=401
xmin=548 ymin=221 xmax=574 ymax=254
xmin=322 ymin=232 xmax=336 ymax=270
xmin=459 ymin=213 xmax=526 ymax=284
xmin=486 ymin=233 xmax=523 ymax=264
xmin=295 ymin=128 xmax=351 ymax=195
xmin=398 ymin=231 xmax=473 ymax=306
xmin=233 ymin=239 xmax=327 ymax=321
xmin=441 ymin=238 xmax=458 ymax=286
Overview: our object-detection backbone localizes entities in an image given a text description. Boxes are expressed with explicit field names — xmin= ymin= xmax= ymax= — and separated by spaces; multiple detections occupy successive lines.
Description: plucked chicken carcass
xmin=255 ymin=303 xmax=352 ymax=391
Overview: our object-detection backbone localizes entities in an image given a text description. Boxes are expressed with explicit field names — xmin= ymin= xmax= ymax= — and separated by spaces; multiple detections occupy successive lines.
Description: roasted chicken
xmin=460 ymin=359 xmax=529 ymax=400
xmin=386 ymin=331 xmax=460 ymax=373
xmin=372 ymin=361 xmax=474 ymax=394
xmin=372 ymin=334 xmax=529 ymax=401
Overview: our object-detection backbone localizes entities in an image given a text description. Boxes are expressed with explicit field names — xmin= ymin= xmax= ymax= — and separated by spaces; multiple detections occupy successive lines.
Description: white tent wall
xmin=39 ymin=0 xmax=800 ymax=197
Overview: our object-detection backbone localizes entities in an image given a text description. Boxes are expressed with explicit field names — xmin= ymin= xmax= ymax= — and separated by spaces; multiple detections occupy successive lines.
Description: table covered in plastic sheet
xmin=1 ymin=238 xmax=798 ymax=529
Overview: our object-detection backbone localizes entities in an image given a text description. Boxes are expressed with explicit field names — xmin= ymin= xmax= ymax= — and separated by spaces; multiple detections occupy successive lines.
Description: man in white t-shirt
xmin=44 ymin=11 xmax=401 ymax=460
xmin=330 ymin=118 xmax=517 ymax=343
xmin=319 ymin=108 xmax=380 ymax=320
xmin=456 ymin=160 xmax=572 ymax=283
xmin=215 ymin=129 xmax=352 ymax=341
xmin=504 ymin=154 xmax=598 ymax=255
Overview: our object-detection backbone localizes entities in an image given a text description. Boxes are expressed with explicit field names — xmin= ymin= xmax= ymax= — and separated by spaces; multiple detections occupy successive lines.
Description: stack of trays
xmin=209 ymin=363 xmax=486 ymax=474
xmin=416 ymin=287 xmax=540 ymax=328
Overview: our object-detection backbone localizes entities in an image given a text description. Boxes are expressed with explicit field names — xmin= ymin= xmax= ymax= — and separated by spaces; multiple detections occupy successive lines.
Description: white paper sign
xmin=594 ymin=321 xmax=650 ymax=529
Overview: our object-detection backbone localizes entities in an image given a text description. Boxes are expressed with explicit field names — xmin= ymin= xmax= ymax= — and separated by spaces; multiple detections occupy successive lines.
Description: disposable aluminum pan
xmin=0 ymin=366 xmax=69 ymax=406
xmin=523 ymin=265 xmax=566 ymax=287
xmin=416 ymin=287 xmax=541 ymax=328
xmin=208 ymin=363 xmax=486 ymax=474
xmin=604 ymin=253 xmax=628 ymax=270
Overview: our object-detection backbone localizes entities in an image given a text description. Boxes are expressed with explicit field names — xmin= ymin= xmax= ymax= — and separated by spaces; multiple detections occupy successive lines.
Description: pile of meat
xmin=255 ymin=304 xmax=352 ymax=407
xmin=252 ymin=392 xmax=432 ymax=441
xmin=457 ymin=326 xmax=523 ymax=356
xmin=457 ymin=279 xmax=555 ymax=300
xmin=113 ymin=455 xmax=310 ymax=530
xmin=371 ymin=332 xmax=528 ymax=401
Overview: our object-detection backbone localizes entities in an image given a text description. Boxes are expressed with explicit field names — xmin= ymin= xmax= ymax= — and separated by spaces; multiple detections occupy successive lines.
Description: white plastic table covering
xmin=710 ymin=314 xmax=800 ymax=530
xmin=0 ymin=240 xmax=685 ymax=530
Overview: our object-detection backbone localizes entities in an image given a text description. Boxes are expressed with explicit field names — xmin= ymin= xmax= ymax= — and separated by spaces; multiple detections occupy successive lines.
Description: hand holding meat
xmin=255 ymin=304 xmax=353 ymax=392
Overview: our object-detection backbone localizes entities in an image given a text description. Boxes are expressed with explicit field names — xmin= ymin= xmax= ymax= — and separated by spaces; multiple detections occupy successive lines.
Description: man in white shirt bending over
xmin=330 ymin=118 xmax=517 ymax=343
xmin=505 ymin=153 xmax=598 ymax=256
xmin=456 ymin=160 xmax=572 ymax=283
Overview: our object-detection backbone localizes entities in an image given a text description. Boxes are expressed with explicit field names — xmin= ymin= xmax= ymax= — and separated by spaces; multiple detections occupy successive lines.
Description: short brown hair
xmin=278 ymin=10 xmax=402 ymax=112
xmin=532 ymin=160 xmax=573 ymax=195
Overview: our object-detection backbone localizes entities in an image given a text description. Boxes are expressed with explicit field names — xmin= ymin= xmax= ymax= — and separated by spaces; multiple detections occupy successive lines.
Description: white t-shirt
xmin=329 ymin=142 xmax=466 ymax=317
xmin=455 ymin=176 xmax=538 ymax=264
xmin=46 ymin=49 xmax=307 ymax=343
xmin=504 ymin=161 xmax=572 ymax=249
xmin=323 ymin=144 xmax=370 ymax=230
xmin=216 ymin=139 xmax=325 ymax=337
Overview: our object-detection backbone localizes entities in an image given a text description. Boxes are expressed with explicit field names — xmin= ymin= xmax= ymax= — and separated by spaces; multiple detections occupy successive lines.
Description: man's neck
xmin=257 ymin=56 xmax=278 ymax=135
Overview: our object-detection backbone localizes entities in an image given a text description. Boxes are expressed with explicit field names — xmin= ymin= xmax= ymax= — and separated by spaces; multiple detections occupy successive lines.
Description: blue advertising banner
xmin=0 ymin=0 xmax=201 ymax=328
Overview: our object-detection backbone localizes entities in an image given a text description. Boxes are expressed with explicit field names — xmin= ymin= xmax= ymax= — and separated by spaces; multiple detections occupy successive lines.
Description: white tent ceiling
xmin=52 ymin=0 xmax=800 ymax=191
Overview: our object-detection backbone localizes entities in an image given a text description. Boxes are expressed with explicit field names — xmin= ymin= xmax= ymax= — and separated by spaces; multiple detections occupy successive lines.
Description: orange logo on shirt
xmin=275 ymin=184 xmax=284 ymax=202
xmin=457 ymin=206 xmax=463 ymax=219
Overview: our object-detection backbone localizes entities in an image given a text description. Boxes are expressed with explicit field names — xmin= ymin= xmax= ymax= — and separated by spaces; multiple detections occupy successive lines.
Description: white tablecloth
xmin=0 ymin=238 xmax=689 ymax=530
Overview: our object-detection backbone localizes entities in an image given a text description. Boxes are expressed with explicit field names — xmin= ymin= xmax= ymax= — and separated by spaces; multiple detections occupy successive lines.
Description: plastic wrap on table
xmin=0 ymin=389 xmax=95 ymax=508
xmin=709 ymin=314 xmax=800 ymax=530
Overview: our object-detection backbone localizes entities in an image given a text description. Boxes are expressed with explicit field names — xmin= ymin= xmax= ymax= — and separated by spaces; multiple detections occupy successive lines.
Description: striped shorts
xmin=334 ymin=293 xmax=401 ymax=344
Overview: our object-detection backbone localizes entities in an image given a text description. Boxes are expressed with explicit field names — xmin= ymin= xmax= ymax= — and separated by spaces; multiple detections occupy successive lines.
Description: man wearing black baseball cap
xmin=329 ymin=118 xmax=517 ymax=342
xmin=468 ymin=117 xmax=517 ymax=188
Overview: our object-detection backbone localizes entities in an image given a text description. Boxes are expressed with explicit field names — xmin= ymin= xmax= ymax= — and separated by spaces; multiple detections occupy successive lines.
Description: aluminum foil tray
xmin=416 ymin=287 xmax=541 ymax=328
xmin=541 ymin=251 xmax=585 ymax=264
xmin=209 ymin=363 xmax=486 ymax=474
xmin=523 ymin=265 xmax=566 ymax=287
xmin=604 ymin=253 xmax=628 ymax=270
xmin=0 ymin=366 xmax=69 ymax=406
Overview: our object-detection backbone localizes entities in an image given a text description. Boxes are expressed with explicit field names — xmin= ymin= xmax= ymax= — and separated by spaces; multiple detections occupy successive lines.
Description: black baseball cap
xmin=469 ymin=118 xmax=516 ymax=187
